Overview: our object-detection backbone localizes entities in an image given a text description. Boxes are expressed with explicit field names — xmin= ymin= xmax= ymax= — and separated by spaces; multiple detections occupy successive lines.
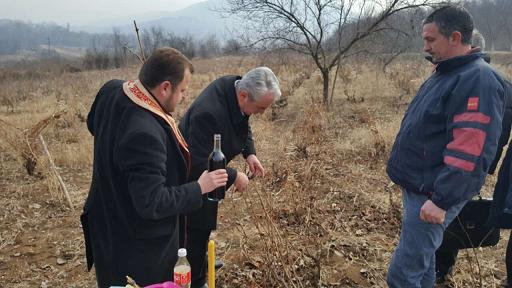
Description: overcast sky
xmin=0 ymin=0 xmax=206 ymax=25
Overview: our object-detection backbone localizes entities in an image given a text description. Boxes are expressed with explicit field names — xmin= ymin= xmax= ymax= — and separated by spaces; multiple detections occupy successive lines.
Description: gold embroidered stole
xmin=123 ymin=80 xmax=191 ymax=171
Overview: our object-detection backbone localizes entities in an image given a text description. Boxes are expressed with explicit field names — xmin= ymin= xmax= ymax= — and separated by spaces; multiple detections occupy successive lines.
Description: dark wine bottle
xmin=207 ymin=134 xmax=226 ymax=201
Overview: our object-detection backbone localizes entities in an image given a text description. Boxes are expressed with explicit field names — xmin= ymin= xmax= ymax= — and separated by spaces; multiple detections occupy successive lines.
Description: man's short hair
xmin=236 ymin=67 xmax=281 ymax=101
xmin=423 ymin=5 xmax=474 ymax=45
xmin=139 ymin=47 xmax=194 ymax=90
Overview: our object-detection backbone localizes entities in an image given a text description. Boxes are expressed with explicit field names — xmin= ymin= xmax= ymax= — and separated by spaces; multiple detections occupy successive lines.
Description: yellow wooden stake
xmin=208 ymin=240 xmax=215 ymax=288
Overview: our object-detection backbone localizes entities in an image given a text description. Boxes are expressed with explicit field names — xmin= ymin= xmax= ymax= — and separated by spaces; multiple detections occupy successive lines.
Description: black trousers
xmin=186 ymin=227 xmax=212 ymax=288
xmin=436 ymin=231 xmax=512 ymax=286
xmin=435 ymin=239 xmax=459 ymax=276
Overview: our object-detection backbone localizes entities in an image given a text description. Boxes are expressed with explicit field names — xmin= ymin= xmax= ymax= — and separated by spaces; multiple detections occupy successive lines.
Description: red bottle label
xmin=174 ymin=271 xmax=191 ymax=285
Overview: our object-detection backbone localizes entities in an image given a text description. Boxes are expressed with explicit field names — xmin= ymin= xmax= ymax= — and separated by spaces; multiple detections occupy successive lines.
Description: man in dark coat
xmin=81 ymin=47 xmax=228 ymax=288
xmin=179 ymin=67 xmax=281 ymax=288
xmin=487 ymin=133 xmax=512 ymax=287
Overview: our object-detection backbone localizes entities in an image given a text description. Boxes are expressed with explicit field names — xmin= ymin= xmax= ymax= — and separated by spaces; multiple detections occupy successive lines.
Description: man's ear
xmin=154 ymin=81 xmax=171 ymax=100
xmin=450 ymin=31 xmax=462 ymax=45
xmin=163 ymin=80 xmax=173 ymax=93
xmin=238 ymin=90 xmax=249 ymax=102
xmin=159 ymin=81 xmax=173 ymax=98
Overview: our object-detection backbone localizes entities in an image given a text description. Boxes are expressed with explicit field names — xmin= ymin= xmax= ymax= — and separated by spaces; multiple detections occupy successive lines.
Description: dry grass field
xmin=0 ymin=53 xmax=511 ymax=287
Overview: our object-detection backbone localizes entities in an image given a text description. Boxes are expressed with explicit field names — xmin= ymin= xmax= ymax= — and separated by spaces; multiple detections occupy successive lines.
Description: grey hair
xmin=472 ymin=29 xmax=485 ymax=50
xmin=236 ymin=67 xmax=281 ymax=101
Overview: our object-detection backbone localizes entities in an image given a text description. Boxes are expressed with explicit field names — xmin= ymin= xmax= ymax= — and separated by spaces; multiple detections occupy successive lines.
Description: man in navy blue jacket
xmin=386 ymin=6 xmax=507 ymax=287
xmin=434 ymin=30 xmax=512 ymax=285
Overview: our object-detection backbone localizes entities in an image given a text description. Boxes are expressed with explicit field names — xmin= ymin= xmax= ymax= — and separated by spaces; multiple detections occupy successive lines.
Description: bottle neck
xmin=213 ymin=134 xmax=221 ymax=151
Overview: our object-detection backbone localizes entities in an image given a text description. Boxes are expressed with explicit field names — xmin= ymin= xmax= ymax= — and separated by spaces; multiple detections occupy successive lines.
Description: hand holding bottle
xmin=198 ymin=169 xmax=228 ymax=194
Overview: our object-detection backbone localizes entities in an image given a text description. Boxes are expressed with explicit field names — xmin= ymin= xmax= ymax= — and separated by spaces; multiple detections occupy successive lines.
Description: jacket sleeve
xmin=187 ymin=111 xmax=237 ymax=189
xmin=432 ymin=73 xmax=505 ymax=210
xmin=115 ymin=128 xmax=203 ymax=220
xmin=488 ymin=79 xmax=512 ymax=174
xmin=242 ymin=124 xmax=257 ymax=158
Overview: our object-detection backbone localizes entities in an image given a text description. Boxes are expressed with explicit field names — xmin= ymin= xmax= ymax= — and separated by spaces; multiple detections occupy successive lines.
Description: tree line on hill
xmin=80 ymin=26 xmax=246 ymax=70
xmin=0 ymin=19 xmax=246 ymax=67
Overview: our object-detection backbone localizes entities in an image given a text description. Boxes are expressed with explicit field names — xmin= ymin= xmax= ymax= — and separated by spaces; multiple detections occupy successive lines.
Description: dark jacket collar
xmin=425 ymin=50 xmax=482 ymax=73
xmin=436 ymin=52 xmax=481 ymax=73
xmin=223 ymin=75 xmax=248 ymax=124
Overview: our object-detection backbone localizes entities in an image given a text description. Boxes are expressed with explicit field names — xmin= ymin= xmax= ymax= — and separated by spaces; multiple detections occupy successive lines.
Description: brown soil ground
xmin=0 ymin=55 xmax=511 ymax=287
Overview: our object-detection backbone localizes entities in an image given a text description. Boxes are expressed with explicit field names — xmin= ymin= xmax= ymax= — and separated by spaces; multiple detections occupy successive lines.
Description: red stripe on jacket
xmin=444 ymin=155 xmax=476 ymax=172
xmin=453 ymin=112 xmax=490 ymax=124
xmin=446 ymin=128 xmax=486 ymax=157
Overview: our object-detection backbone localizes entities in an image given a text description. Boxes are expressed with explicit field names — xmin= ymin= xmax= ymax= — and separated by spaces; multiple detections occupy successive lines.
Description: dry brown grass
xmin=0 ymin=53 xmax=511 ymax=287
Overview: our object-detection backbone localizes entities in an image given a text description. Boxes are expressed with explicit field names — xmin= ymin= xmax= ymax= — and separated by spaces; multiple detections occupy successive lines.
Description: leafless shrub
xmin=198 ymin=34 xmax=220 ymax=58
xmin=271 ymin=70 xmax=313 ymax=121
xmin=223 ymin=38 xmax=245 ymax=56
xmin=82 ymin=50 xmax=110 ymax=70
xmin=347 ymin=108 xmax=386 ymax=161
xmin=385 ymin=58 xmax=428 ymax=100
xmin=0 ymin=110 xmax=66 ymax=176
xmin=0 ymin=96 xmax=15 ymax=112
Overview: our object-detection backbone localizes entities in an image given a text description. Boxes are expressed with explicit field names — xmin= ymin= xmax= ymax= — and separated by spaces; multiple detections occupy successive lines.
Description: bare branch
xmin=123 ymin=43 xmax=144 ymax=63
xmin=224 ymin=0 xmax=442 ymax=105
xmin=133 ymin=20 xmax=146 ymax=62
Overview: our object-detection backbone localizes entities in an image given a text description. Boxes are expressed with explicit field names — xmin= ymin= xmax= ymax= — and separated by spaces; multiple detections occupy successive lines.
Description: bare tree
xmin=224 ymin=0 xmax=445 ymax=106
xmin=357 ymin=8 xmax=428 ymax=72
xmin=83 ymin=35 xmax=110 ymax=70
xmin=112 ymin=28 xmax=127 ymax=68
xmin=223 ymin=38 xmax=245 ymax=55
xmin=140 ymin=26 xmax=166 ymax=56
xmin=466 ymin=0 xmax=512 ymax=51
xmin=467 ymin=0 xmax=498 ymax=51
xmin=165 ymin=32 xmax=196 ymax=59
xmin=150 ymin=26 xmax=165 ymax=52
xmin=198 ymin=34 xmax=221 ymax=58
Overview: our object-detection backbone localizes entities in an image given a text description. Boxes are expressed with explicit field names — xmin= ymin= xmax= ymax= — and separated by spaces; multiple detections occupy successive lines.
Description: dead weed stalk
xmin=238 ymin=185 xmax=306 ymax=288
xmin=0 ymin=110 xmax=72 ymax=209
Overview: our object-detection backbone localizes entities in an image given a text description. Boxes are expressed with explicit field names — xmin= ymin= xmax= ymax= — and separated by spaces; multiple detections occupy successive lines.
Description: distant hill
xmin=0 ymin=0 xmax=237 ymax=59
xmin=0 ymin=19 xmax=110 ymax=55
xmin=2 ymin=0 xmax=511 ymax=60
xmin=73 ymin=0 xmax=234 ymax=39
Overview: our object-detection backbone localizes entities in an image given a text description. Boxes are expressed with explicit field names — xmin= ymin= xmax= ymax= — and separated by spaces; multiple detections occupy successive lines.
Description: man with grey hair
xmin=472 ymin=29 xmax=486 ymax=51
xmin=179 ymin=67 xmax=281 ymax=288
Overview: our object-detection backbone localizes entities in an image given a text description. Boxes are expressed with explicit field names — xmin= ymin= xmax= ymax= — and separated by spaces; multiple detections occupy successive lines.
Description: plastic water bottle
xmin=173 ymin=248 xmax=191 ymax=288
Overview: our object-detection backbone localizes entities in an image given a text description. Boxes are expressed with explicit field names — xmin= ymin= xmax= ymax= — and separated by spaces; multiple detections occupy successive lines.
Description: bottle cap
xmin=178 ymin=248 xmax=187 ymax=257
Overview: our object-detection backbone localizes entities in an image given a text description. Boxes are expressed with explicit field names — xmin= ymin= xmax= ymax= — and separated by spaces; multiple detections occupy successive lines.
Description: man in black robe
xmin=81 ymin=47 xmax=228 ymax=287
xmin=179 ymin=67 xmax=281 ymax=288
